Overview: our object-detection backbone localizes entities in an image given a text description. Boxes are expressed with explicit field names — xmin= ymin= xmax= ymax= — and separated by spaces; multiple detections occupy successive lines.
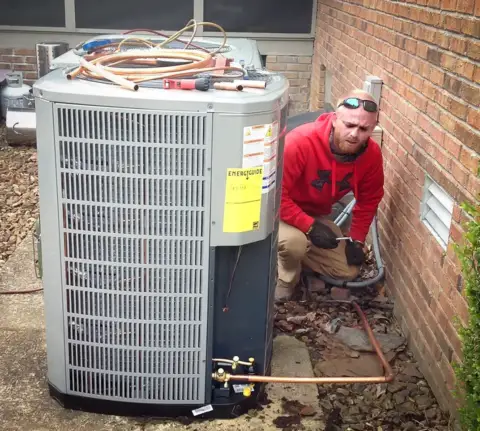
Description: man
xmin=276 ymin=89 xmax=384 ymax=301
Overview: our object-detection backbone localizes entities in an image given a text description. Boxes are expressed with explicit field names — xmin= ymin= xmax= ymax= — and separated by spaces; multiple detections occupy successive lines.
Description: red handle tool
xmin=163 ymin=78 xmax=210 ymax=91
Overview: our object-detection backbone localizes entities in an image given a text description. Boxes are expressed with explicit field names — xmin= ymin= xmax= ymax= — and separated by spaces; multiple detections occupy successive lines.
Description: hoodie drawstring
xmin=331 ymin=160 xmax=336 ymax=198
xmin=354 ymin=164 xmax=358 ymax=198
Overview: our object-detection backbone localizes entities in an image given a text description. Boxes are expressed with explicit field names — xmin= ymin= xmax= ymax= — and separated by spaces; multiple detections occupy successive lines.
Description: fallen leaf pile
xmin=0 ymin=130 xmax=39 ymax=267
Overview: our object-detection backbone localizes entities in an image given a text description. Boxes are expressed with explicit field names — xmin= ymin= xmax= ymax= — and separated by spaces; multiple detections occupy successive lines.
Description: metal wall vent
xmin=420 ymin=176 xmax=454 ymax=250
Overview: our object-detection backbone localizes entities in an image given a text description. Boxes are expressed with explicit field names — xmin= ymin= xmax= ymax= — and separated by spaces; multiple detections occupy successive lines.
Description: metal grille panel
xmin=54 ymin=105 xmax=210 ymax=403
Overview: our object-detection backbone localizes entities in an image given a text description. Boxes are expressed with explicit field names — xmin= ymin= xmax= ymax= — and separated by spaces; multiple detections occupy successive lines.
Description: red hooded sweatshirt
xmin=280 ymin=112 xmax=384 ymax=243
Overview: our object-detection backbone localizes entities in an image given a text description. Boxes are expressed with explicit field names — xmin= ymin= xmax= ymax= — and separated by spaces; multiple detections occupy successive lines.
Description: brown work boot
xmin=274 ymin=279 xmax=296 ymax=302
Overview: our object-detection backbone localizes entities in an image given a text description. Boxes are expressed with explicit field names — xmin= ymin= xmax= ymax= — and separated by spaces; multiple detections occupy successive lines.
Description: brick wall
xmin=266 ymin=55 xmax=313 ymax=115
xmin=311 ymin=0 xmax=479 ymax=415
xmin=0 ymin=48 xmax=38 ymax=86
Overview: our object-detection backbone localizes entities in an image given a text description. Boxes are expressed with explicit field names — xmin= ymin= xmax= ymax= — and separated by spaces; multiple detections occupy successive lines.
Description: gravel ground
xmin=274 ymin=283 xmax=453 ymax=431
xmin=0 ymin=123 xmax=39 ymax=268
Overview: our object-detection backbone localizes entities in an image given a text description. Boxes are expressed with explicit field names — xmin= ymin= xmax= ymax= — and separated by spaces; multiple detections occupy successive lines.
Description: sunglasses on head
xmin=338 ymin=97 xmax=378 ymax=113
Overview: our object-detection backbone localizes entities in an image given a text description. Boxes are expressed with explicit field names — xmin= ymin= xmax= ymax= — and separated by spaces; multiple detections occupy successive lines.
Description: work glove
xmin=307 ymin=220 xmax=339 ymax=249
xmin=345 ymin=240 xmax=365 ymax=266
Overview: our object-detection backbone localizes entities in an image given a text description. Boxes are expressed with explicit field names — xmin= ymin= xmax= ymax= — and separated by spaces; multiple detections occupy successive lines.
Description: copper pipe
xmin=213 ymin=82 xmax=243 ymax=91
xmin=212 ymin=301 xmax=394 ymax=385
xmin=90 ymin=49 xmax=213 ymax=76
xmin=69 ymin=58 xmax=139 ymax=91
xmin=0 ymin=287 xmax=43 ymax=295
xmin=212 ymin=358 xmax=252 ymax=366
xmin=68 ymin=49 xmax=214 ymax=82
xmin=234 ymin=79 xmax=266 ymax=89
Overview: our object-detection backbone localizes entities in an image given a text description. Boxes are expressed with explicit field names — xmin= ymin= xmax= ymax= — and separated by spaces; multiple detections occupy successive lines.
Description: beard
xmin=333 ymin=132 xmax=367 ymax=155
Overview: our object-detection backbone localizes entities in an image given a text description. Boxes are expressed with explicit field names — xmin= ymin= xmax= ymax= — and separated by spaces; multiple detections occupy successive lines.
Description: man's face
xmin=332 ymin=107 xmax=377 ymax=154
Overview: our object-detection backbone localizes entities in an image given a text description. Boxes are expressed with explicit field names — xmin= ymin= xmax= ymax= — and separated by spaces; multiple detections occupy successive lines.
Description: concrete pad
xmin=0 ymin=235 xmax=44 ymax=331
xmin=0 ymin=327 xmax=144 ymax=431
xmin=146 ymin=335 xmax=324 ymax=431
xmin=0 ymin=236 xmax=324 ymax=430
xmin=267 ymin=335 xmax=321 ymax=408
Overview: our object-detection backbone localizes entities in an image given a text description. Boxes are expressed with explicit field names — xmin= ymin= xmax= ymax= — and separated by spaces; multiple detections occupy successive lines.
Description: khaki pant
xmin=277 ymin=218 xmax=360 ymax=290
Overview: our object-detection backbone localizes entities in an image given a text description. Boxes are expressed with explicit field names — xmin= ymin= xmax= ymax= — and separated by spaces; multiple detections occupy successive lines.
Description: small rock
xmin=276 ymin=321 xmax=294 ymax=332
xmin=425 ymin=408 xmax=438 ymax=419
xmin=287 ymin=315 xmax=307 ymax=324
xmin=359 ymin=404 xmax=370 ymax=414
xmin=334 ymin=326 xmax=406 ymax=353
xmin=319 ymin=399 xmax=333 ymax=411
xmin=349 ymin=351 xmax=360 ymax=358
xmin=314 ymin=354 xmax=383 ymax=378
xmin=331 ymin=287 xmax=350 ymax=300
xmin=337 ymin=388 xmax=350 ymax=396
xmin=382 ymin=395 xmax=394 ymax=410
xmin=415 ymin=394 xmax=434 ymax=409
xmin=348 ymin=406 xmax=360 ymax=415
xmin=272 ymin=415 xmax=301 ymax=428
xmin=351 ymin=383 xmax=367 ymax=394
xmin=385 ymin=350 xmax=397 ymax=363
xmin=398 ymin=374 xmax=418 ymax=384
xmin=419 ymin=386 xmax=430 ymax=395
xmin=295 ymin=328 xmax=310 ymax=335
xmin=387 ymin=381 xmax=407 ymax=393
xmin=393 ymin=389 xmax=409 ymax=405
xmin=403 ymin=422 xmax=416 ymax=431
xmin=397 ymin=401 xmax=416 ymax=413
xmin=402 ymin=363 xmax=423 ymax=378
xmin=300 ymin=405 xmax=316 ymax=416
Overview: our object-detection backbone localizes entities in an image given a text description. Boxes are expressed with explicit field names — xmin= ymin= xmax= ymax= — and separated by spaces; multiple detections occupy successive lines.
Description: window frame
xmin=0 ymin=0 xmax=317 ymax=39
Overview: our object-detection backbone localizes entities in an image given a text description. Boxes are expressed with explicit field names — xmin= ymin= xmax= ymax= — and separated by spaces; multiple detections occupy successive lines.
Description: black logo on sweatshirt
xmin=337 ymin=172 xmax=353 ymax=192
xmin=311 ymin=171 xmax=353 ymax=193
xmin=311 ymin=170 xmax=331 ymax=191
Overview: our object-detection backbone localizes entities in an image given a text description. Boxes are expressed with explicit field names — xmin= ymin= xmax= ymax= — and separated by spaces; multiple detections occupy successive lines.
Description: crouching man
xmin=276 ymin=89 xmax=384 ymax=301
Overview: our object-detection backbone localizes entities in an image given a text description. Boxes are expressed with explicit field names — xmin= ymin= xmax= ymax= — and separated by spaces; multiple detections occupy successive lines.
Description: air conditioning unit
xmin=33 ymin=48 xmax=289 ymax=419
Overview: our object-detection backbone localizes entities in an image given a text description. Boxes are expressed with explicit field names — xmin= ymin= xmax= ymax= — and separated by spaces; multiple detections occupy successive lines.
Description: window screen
xmin=1 ymin=0 xmax=65 ymax=27
xmin=75 ymin=0 xmax=194 ymax=31
xmin=203 ymin=0 xmax=314 ymax=34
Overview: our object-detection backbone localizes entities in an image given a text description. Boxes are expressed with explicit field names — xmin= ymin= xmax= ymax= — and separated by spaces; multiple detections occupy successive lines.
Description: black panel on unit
xmin=75 ymin=0 xmax=194 ymax=30
xmin=0 ymin=0 xmax=65 ymax=27
xmin=204 ymin=0 xmax=314 ymax=34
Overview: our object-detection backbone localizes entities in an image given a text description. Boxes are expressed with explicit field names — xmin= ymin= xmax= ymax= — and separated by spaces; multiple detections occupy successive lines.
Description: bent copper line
xmin=212 ymin=301 xmax=394 ymax=384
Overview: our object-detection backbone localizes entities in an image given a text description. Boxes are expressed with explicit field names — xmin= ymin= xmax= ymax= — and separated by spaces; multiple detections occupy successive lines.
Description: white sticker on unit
xmin=192 ymin=404 xmax=214 ymax=416
xmin=242 ymin=121 xmax=279 ymax=194
xmin=232 ymin=384 xmax=255 ymax=394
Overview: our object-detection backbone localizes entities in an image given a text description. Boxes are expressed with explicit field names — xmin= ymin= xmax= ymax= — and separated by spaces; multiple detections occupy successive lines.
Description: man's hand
xmin=307 ymin=221 xmax=339 ymax=249
xmin=345 ymin=240 xmax=365 ymax=265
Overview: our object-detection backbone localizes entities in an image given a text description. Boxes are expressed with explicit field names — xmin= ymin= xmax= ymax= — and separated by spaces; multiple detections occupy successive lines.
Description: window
xmin=203 ymin=0 xmax=314 ymax=34
xmin=0 ymin=0 xmax=316 ymax=37
xmin=75 ymin=0 xmax=193 ymax=31
xmin=420 ymin=177 xmax=454 ymax=250
xmin=1 ymin=0 xmax=65 ymax=27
